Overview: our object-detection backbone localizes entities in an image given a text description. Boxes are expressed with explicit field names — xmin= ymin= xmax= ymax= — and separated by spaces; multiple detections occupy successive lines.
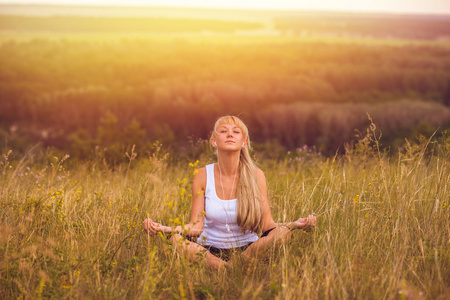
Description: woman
xmin=143 ymin=116 xmax=316 ymax=270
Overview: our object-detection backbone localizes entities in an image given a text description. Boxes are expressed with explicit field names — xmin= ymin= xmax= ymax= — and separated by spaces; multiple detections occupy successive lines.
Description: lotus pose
xmin=143 ymin=115 xmax=316 ymax=270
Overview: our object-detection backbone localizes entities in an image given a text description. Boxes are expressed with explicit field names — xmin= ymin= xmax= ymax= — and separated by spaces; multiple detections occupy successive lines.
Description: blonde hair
xmin=211 ymin=116 xmax=262 ymax=234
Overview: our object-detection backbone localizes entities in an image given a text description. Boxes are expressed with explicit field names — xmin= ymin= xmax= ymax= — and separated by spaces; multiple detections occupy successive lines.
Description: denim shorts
xmin=203 ymin=227 xmax=276 ymax=261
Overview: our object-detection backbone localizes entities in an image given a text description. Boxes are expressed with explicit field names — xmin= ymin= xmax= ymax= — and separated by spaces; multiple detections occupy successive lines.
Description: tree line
xmin=1 ymin=36 xmax=450 ymax=161
xmin=0 ymin=15 xmax=262 ymax=33
xmin=275 ymin=13 xmax=450 ymax=40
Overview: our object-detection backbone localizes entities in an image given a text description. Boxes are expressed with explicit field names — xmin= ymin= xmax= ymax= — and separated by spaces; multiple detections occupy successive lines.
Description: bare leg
xmin=242 ymin=226 xmax=291 ymax=258
xmin=169 ymin=234 xmax=227 ymax=270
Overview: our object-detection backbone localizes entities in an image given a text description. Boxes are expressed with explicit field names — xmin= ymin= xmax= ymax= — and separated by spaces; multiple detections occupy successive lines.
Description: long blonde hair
xmin=211 ymin=116 xmax=262 ymax=234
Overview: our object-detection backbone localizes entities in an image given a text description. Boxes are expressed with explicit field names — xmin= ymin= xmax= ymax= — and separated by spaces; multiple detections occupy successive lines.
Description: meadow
xmin=1 ymin=5 xmax=450 ymax=299
xmin=0 ymin=126 xmax=449 ymax=299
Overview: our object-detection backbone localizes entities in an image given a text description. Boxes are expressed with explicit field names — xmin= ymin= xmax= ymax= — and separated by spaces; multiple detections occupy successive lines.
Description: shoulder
xmin=193 ymin=167 xmax=207 ymax=190
xmin=255 ymin=168 xmax=267 ymax=188
xmin=255 ymin=168 xmax=266 ymax=181
xmin=195 ymin=167 xmax=207 ymax=178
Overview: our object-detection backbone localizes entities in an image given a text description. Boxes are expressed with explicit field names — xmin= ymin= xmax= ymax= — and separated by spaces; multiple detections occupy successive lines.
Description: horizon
xmin=1 ymin=0 xmax=450 ymax=16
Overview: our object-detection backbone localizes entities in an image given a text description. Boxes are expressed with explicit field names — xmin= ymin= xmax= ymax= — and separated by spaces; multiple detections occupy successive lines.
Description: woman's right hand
xmin=143 ymin=218 xmax=159 ymax=236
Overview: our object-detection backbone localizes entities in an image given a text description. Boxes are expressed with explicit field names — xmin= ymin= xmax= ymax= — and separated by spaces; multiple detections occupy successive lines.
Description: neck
xmin=217 ymin=151 xmax=240 ymax=176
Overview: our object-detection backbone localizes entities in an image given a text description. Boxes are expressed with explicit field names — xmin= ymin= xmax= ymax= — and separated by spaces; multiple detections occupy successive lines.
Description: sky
xmin=1 ymin=0 xmax=450 ymax=15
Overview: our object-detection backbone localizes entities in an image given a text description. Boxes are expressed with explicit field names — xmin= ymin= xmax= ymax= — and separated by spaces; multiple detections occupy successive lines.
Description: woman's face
xmin=212 ymin=123 xmax=247 ymax=151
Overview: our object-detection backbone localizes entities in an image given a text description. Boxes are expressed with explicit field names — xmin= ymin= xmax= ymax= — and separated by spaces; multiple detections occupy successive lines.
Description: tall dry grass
xmin=0 ymin=129 xmax=449 ymax=299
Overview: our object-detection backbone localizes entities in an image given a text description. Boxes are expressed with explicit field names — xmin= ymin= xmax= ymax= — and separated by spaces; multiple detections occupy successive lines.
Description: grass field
xmin=1 ymin=127 xmax=449 ymax=299
xmin=1 ymin=5 xmax=450 ymax=298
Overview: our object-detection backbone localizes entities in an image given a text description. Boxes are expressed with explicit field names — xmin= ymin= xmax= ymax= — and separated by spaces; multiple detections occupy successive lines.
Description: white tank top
xmin=197 ymin=164 xmax=259 ymax=249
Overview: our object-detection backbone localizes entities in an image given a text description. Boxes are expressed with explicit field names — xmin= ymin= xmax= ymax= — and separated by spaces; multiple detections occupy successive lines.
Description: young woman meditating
xmin=143 ymin=115 xmax=316 ymax=270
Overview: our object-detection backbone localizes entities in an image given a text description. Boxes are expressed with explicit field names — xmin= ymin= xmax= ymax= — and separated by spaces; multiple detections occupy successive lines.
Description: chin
xmin=222 ymin=146 xmax=239 ymax=151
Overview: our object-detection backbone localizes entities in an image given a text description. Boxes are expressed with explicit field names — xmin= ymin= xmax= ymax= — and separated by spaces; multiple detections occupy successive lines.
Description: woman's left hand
xmin=293 ymin=215 xmax=316 ymax=230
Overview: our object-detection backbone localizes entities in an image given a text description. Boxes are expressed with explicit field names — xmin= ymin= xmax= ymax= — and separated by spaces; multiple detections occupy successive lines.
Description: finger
xmin=144 ymin=222 xmax=157 ymax=235
xmin=150 ymin=223 xmax=160 ymax=235
xmin=146 ymin=219 xmax=154 ymax=228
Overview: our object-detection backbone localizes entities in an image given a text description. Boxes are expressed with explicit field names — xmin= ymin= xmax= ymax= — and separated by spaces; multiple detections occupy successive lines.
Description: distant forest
xmin=1 ymin=12 xmax=450 ymax=162
xmin=275 ymin=14 xmax=450 ymax=40
xmin=0 ymin=15 xmax=262 ymax=33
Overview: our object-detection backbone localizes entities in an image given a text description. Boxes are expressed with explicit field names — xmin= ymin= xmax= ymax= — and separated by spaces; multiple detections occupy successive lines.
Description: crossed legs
xmin=169 ymin=226 xmax=292 ymax=270
xmin=242 ymin=226 xmax=291 ymax=258
xmin=169 ymin=234 xmax=227 ymax=270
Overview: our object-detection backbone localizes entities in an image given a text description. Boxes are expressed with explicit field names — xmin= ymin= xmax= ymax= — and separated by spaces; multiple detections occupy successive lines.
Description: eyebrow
xmin=218 ymin=125 xmax=240 ymax=130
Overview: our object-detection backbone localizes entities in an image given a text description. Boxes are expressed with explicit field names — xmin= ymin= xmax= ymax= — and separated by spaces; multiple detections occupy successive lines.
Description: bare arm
xmin=257 ymin=168 xmax=277 ymax=233
xmin=256 ymin=168 xmax=316 ymax=233
xmin=143 ymin=168 xmax=206 ymax=237
xmin=184 ymin=167 xmax=206 ymax=236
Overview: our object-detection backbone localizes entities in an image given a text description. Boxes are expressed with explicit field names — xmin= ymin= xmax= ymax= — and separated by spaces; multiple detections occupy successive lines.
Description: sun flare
xmin=1 ymin=0 xmax=450 ymax=15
